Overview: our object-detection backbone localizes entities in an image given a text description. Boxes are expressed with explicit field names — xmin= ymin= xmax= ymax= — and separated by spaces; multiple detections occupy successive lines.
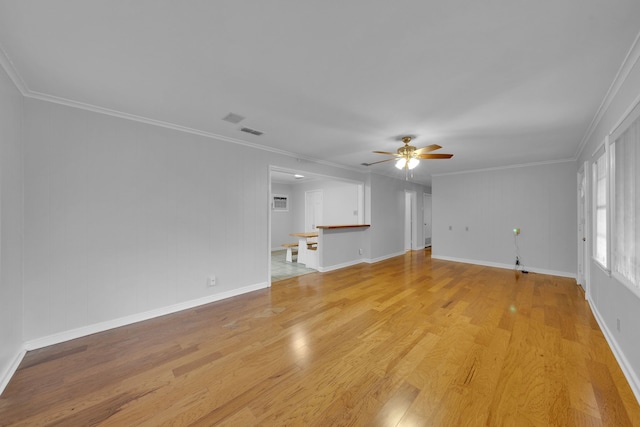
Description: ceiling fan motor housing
xmin=397 ymin=145 xmax=416 ymax=156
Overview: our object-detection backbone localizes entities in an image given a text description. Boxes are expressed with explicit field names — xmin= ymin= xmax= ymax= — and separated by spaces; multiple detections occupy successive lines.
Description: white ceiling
xmin=271 ymin=170 xmax=315 ymax=185
xmin=1 ymin=1 xmax=639 ymax=185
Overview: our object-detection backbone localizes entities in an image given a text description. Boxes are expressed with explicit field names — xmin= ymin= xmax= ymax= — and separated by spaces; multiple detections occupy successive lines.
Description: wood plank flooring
xmin=2 ymin=249 xmax=639 ymax=426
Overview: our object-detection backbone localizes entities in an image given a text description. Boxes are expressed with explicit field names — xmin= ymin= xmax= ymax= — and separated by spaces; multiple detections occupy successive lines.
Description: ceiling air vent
xmin=240 ymin=127 xmax=264 ymax=136
xmin=222 ymin=112 xmax=245 ymax=124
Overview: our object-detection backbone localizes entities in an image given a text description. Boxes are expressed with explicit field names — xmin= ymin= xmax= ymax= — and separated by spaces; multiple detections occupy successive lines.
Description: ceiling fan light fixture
xmin=369 ymin=135 xmax=451 ymax=170
xmin=395 ymin=157 xmax=419 ymax=170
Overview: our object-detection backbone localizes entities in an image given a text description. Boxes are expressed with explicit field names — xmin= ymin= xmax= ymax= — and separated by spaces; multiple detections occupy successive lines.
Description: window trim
xmin=609 ymin=97 xmax=640 ymax=297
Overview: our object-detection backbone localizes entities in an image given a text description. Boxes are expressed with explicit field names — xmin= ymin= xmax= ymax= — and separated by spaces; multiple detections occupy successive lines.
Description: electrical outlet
xmin=207 ymin=275 xmax=217 ymax=287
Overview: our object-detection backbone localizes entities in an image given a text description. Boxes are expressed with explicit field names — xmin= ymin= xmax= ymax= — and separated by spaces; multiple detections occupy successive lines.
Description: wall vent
xmin=240 ymin=127 xmax=264 ymax=136
xmin=222 ymin=112 xmax=245 ymax=123
xmin=272 ymin=195 xmax=288 ymax=211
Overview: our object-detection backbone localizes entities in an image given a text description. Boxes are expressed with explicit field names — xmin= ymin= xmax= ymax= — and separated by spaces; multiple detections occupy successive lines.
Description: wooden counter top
xmin=290 ymin=231 xmax=319 ymax=238
xmin=316 ymin=224 xmax=370 ymax=229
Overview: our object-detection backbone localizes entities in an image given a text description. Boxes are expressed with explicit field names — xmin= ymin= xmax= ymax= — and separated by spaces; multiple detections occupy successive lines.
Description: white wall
xmin=20 ymin=98 xmax=379 ymax=345
xmin=0 ymin=64 xmax=24 ymax=392
xmin=291 ymin=178 xmax=362 ymax=232
xmin=318 ymin=179 xmax=360 ymax=225
xmin=577 ymin=39 xmax=640 ymax=399
xmin=432 ymin=161 xmax=577 ymax=277
xmin=22 ymin=99 xmax=269 ymax=340
xmin=270 ymin=182 xmax=294 ymax=249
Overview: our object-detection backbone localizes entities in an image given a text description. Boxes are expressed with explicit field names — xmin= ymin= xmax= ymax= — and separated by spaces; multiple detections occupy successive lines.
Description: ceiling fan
xmin=363 ymin=136 xmax=453 ymax=170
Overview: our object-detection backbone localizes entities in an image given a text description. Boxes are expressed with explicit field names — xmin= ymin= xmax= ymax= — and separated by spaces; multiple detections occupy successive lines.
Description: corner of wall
xmin=0 ymin=349 xmax=26 ymax=397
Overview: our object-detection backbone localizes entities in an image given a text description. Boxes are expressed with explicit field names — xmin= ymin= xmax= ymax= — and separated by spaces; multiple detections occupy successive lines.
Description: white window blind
xmin=593 ymin=146 xmax=608 ymax=269
xmin=611 ymin=102 xmax=640 ymax=294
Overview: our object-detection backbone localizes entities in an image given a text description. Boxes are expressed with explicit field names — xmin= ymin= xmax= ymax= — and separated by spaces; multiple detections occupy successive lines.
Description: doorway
xmin=423 ymin=193 xmax=432 ymax=247
xmin=268 ymin=167 xmax=365 ymax=284
xmin=405 ymin=191 xmax=417 ymax=251
xmin=305 ymin=190 xmax=323 ymax=231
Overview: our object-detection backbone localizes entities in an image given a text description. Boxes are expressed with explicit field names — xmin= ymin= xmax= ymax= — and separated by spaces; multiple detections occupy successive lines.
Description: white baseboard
xmin=365 ymin=251 xmax=406 ymax=264
xmin=0 ymin=348 xmax=26 ymax=397
xmin=431 ymin=254 xmax=576 ymax=279
xmin=588 ymin=300 xmax=640 ymax=405
xmin=24 ymin=281 xmax=269 ymax=351
xmin=321 ymin=248 xmax=430 ymax=272
xmin=318 ymin=259 xmax=364 ymax=273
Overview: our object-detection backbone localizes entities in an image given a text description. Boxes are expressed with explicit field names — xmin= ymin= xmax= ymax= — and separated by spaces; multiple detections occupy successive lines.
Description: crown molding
xmin=432 ymin=157 xmax=575 ymax=177
xmin=575 ymin=29 xmax=640 ymax=159
xmin=0 ymin=40 xmax=363 ymax=176
xmin=24 ymin=90 xmax=298 ymax=157
xmin=23 ymin=89 xmax=366 ymax=176
xmin=0 ymin=37 xmax=587 ymax=187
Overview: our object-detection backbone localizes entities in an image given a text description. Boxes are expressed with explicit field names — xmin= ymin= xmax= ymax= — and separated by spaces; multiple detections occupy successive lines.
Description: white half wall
xmin=432 ymin=161 xmax=577 ymax=277
xmin=0 ymin=63 xmax=24 ymax=394
xmin=318 ymin=227 xmax=368 ymax=272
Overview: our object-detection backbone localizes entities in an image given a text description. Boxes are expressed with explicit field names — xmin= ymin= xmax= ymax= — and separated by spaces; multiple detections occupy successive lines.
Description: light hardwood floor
xmin=1 ymin=249 xmax=639 ymax=426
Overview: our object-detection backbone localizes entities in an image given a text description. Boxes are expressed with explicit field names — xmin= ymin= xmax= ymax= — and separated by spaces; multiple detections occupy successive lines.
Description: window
xmin=592 ymin=144 xmax=608 ymax=269
xmin=611 ymin=101 xmax=640 ymax=295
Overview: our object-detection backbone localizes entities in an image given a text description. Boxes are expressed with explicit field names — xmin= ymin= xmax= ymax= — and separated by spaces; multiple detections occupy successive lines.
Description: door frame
xmin=405 ymin=190 xmax=419 ymax=251
xmin=268 ymin=165 xmax=366 ymax=285
xmin=305 ymin=189 xmax=323 ymax=231
xmin=577 ymin=161 xmax=590 ymax=299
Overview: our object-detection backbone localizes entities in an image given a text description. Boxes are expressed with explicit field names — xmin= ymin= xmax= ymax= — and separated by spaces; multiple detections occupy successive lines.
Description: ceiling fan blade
xmin=372 ymin=150 xmax=401 ymax=156
xmin=362 ymin=158 xmax=396 ymax=166
xmin=414 ymin=144 xmax=442 ymax=154
xmin=415 ymin=153 xmax=453 ymax=159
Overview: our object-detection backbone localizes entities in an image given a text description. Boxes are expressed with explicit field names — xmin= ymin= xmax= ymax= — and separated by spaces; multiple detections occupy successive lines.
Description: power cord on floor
xmin=514 ymin=233 xmax=529 ymax=274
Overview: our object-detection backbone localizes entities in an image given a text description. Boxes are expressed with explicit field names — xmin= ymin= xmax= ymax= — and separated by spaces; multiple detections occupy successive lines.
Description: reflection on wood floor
xmin=2 ymin=249 xmax=639 ymax=426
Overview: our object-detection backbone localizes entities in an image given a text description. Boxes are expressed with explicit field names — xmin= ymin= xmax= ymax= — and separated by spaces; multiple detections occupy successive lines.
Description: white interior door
xmin=305 ymin=190 xmax=323 ymax=231
xmin=405 ymin=192 xmax=412 ymax=250
xmin=424 ymin=193 xmax=432 ymax=247
xmin=577 ymin=162 xmax=589 ymax=298
xmin=405 ymin=191 xmax=418 ymax=250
